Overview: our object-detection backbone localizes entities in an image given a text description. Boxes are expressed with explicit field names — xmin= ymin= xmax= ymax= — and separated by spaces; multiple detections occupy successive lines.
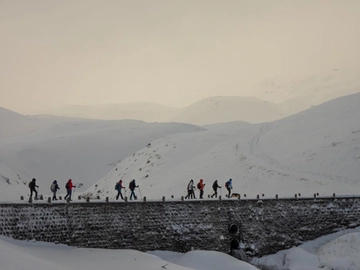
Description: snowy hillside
xmin=40 ymin=102 xmax=180 ymax=122
xmin=0 ymin=162 xmax=28 ymax=200
xmin=170 ymin=96 xmax=285 ymax=125
xmin=259 ymin=67 xmax=360 ymax=115
xmin=0 ymin=236 xmax=258 ymax=270
xmin=35 ymin=68 xmax=360 ymax=125
xmin=0 ymin=110 xmax=204 ymax=198
xmin=88 ymin=93 xmax=360 ymax=200
xmin=259 ymin=226 xmax=360 ymax=270
xmin=0 ymin=107 xmax=48 ymax=139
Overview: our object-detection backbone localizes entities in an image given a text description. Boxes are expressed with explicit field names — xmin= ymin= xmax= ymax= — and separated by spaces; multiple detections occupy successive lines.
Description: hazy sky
xmin=1 ymin=0 xmax=360 ymax=114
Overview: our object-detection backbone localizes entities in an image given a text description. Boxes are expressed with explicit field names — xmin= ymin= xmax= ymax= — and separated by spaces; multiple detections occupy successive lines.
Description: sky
xmin=1 ymin=0 xmax=360 ymax=114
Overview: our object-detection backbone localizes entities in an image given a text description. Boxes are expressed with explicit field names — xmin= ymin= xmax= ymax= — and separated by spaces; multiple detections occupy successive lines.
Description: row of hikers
xmin=115 ymin=179 xmax=139 ymax=200
xmin=185 ymin=178 xmax=233 ymax=199
xmin=114 ymin=178 xmax=234 ymax=201
xmin=28 ymin=177 xmax=233 ymax=202
xmin=28 ymin=178 xmax=77 ymax=201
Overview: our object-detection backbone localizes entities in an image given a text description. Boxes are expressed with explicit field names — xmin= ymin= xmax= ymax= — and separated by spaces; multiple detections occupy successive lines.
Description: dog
xmin=230 ymin=193 xmax=240 ymax=199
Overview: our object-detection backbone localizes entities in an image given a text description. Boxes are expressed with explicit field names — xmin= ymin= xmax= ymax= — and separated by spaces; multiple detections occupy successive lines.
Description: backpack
xmin=28 ymin=182 xmax=31 ymax=188
xmin=50 ymin=183 xmax=56 ymax=191
xmin=197 ymin=183 xmax=201 ymax=189
xmin=129 ymin=182 xmax=132 ymax=189
xmin=115 ymin=183 xmax=120 ymax=190
xmin=65 ymin=182 xmax=69 ymax=189
xmin=225 ymin=181 xmax=229 ymax=188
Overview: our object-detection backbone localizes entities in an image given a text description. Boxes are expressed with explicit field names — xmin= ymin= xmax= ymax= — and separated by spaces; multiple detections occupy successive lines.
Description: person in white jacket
xmin=225 ymin=178 xmax=233 ymax=198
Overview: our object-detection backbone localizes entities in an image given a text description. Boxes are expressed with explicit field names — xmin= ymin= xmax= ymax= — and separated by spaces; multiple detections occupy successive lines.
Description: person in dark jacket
xmin=64 ymin=179 xmax=76 ymax=201
xmin=29 ymin=178 xmax=39 ymax=200
xmin=50 ymin=180 xmax=60 ymax=200
xmin=115 ymin=179 xmax=125 ymax=200
xmin=129 ymin=179 xmax=138 ymax=200
xmin=211 ymin=180 xmax=221 ymax=198
xmin=185 ymin=179 xmax=196 ymax=199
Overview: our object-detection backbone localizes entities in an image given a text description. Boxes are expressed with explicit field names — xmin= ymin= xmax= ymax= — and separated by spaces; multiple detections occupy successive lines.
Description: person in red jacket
xmin=64 ymin=179 xmax=76 ymax=201
xmin=197 ymin=179 xmax=205 ymax=199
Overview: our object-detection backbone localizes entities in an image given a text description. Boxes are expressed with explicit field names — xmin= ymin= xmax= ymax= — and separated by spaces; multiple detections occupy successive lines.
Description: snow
xmin=89 ymin=93 xmax=360 ymax=200
xmin=0 ymin=90 xmax=360 ymax=268
xmin=2 ymin=229 xmax=360 ymax=270
xmin=257 ymin=227 xmax=360 ymax=270
xmin=0 ymin=115 xmax=203 ymax=197
xmin=0 ymin=236 xmax=258 ymax=270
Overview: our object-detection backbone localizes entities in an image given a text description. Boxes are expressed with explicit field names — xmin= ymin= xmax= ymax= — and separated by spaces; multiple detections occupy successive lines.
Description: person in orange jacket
xmin=197 ymin=179 xmax=205 ymax=199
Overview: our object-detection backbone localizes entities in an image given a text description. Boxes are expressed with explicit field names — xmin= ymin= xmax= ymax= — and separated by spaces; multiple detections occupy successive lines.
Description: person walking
xmin=129 ymin=179 xmax=138 ymax=200
xmin=225 ymin=178 xmax=233 ymax=198
xmin=211 ymin=180 xmax=221 ymax=198
xmin=64 ymin=179 xmax=76 ymax=201
xmin=28 ymin=178 xmax=39 ymax=201
xmin=115 ymin=179 xmax=125 ymax=200
xmin=50 ymin=180 xmax=60 ymax=200
xmin=197 ymin=179 xmax=205 ymax=199
xmin=185 ymin=179 xmax=196 ymax=199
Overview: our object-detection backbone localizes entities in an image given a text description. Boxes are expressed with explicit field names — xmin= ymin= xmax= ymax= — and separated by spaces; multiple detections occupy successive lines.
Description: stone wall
xmin=0 ymin=197 xmax=359 ymax=256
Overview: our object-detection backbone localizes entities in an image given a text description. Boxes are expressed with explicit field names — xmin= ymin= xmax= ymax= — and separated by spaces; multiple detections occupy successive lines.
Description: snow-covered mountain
xmin=0 ymin=109 xmax=204 ymax=197
xmin=0 ymin=162 xmax=28 ymax=200
xmin=40 ymin=102 xmax=180 ymax=122
xmin=0 ymin=106 xmax=48 ymax=139
xmin=170 ymin=96 xmax=285 ymax=125
xmin=34 ymin=68 xmax=360 ymax=125
xmin=259 ymin=67 xmax=360 ymax=115
xmin=88 ymin=93 xmax=360 ymax=200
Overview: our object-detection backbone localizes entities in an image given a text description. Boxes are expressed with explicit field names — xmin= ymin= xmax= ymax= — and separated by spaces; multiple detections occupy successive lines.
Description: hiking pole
xmin=138 ymin=186 xmax=143 ymax=200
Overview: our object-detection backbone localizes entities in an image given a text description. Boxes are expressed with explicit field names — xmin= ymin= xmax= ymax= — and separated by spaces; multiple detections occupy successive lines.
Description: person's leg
xmin=120 ymin=191 xmax=124 ymax=200
xmin=30 ymin=189 xmax=33 ymax=200
xmin=130 ymin=190 xmax=134 ymax=200
xmin=200 ymin=190 xmax=203 ymax=199
xmin=69 ymin=189 xmax=72 ymax=200
xmin=227 ymin=188 xmax=231 ymax=197
xmin=116 ymin=191 xmax=120 ymax=200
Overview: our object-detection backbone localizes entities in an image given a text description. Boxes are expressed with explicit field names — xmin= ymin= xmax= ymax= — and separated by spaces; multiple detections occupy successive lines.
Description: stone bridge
xmin=0 ymin=196 xmax=359 ymax=257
